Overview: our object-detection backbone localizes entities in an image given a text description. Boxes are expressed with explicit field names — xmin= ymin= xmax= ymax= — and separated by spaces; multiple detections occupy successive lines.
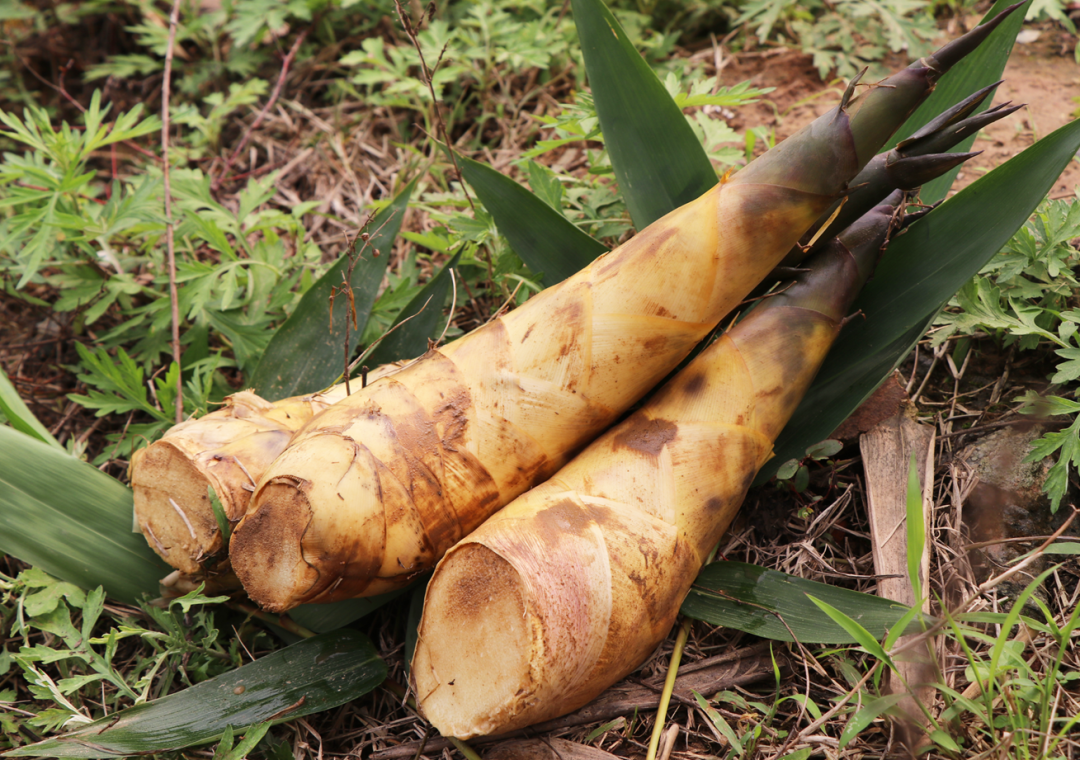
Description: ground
xmin=719 ymin=21 xmax=1080 ymax=197
xmin=2 ymin=12 xmax=1080 ymax=760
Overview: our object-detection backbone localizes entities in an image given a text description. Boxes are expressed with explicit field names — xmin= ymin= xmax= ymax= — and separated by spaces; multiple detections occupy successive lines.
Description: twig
xmin=391 ymin=1 xmax=474 ymax=213
xmin=326 ymin=211 xmax=399 ymax=395
xmin=391 ymin=0 xmax=498 ymax=291
xmin=338 ymin=302 xmax=432 ymax=390
xmin=161 ymin=0 xmax=184 ymax=424
xmin=211 ymin=30 xmax=308 ymax=192
xmin=435 ymin=268 xmax=457 ymax=346
xmin=795 ymin=662 xmax=879 ymax=741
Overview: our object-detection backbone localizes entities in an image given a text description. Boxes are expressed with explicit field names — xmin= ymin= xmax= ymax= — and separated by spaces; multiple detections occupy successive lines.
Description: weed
xmin=0 ymin=568 xmax=243 ymax=751
xmin=736 ymin=0 xmax=940 ymax=78
xmin=934 ymin=194 xmax=1080 ymax=511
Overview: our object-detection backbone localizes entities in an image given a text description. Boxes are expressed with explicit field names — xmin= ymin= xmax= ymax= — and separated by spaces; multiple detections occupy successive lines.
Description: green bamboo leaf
xmin=989 ymin=565 xmax=1056 ymax=679
xmin=760 ymin=117 xmax=1080 ymax=481
xmin=5 ymin=630 xmax=385 ymax=758
xmin=0 ymin=426 xmax=167 ymax=606
xmin=289 ymin=589 xmax=407 ymax=634
xmin=403 ymin=574 xmax=431 ymax=675
xmin=884 ymin=0 xmax=1030 ymax=202
xmin=882 ymin=592 xmax=929 ymax=652
xmin=250 ymin=180 xmax=415 ymax=401
xmin=364 ymin=251 xmax=461 ymax=368
xmin=0 ymin=365 xmax=63 ymax=450
xmin=458 ymin=155 xmax=604 ymax=286
xmin=680 ymin=562 xmax=922 ymax=644
xmin=572 ymin=0 xmax=716 ymax=228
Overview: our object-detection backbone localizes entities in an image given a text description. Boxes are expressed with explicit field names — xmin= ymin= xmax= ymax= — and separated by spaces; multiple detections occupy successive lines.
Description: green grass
xmin=1 ymin=0 xmax=1079 ymax=757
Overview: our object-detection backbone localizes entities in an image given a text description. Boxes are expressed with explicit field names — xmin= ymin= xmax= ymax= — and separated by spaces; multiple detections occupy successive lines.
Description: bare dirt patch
xmin=715 ymin=25 xmax=1080 ymax=198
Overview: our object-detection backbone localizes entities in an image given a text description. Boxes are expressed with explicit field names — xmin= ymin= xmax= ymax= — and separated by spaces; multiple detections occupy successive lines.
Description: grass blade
xmin=681 ymin=562 xmax=923 ymax=644
xmin=572 ymin=0 xmax=716 ymax=228
xmin=884 ymin=0 xmax=1029 ymax=203
xmin=807 ymin=595 xmax=897 ymax=671
xmin=693 ymin=691 xmax=743 ymax=753
xmin=839 ymin=694 xmax=908 ymax=749
xmin=0 ymin=365 xmax=63 ymax=450
xmin=364 ymin=251 xmax=461 ymax=367
xmin=760 ymin=116 xmax=1080 ymax=481
xmin=0 ymin=426 xmax=167 ymax=606
xmin=458 ymin=155 xmax=604 ymax=285
xmin=905 ymin=453 xmax=926 ymax=604
xmin=5 ymin=630 xmax=386 ymax=758
xmin=250 ymin=180 xmax=415 ymax=400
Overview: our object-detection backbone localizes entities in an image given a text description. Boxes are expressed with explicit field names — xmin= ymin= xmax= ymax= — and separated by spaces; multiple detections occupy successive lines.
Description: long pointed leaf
xmin=250 ymin=180 xmax=415 ymax=400
xmin=885 ymin=0 xmax=1030 ymax=202
xmin=458 ymin=156 xmax=605 ymax=286
xmin=807 ymin=596 xmax=897 ymax=669
xmin=364 ymin=251 xmax=461 ymax=367
xmin=5 ymin=630 xmax=385 ymax=758
xmin=681 ymin=562 xmax=922 ymax=644
xmin=573 ymin=0 xmax=716 ymax=228
xmin=290 ymin=589 xmax=407 ymax=633
xmin=760 ymin=117 xmax=1080 ymax=481
xmin=0 ymin=366 xmax=63 ymax=450
xmin=0 ymin=426 xmax=166 ymax=605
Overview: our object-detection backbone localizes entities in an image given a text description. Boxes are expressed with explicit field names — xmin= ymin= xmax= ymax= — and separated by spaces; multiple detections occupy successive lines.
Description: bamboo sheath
xmin=129 ymin=363 xmax=403 ymax=574
xmin=412 ymin=197 xmax=904 ymax=739
xmin=226 ymin=9 xmax=1018 ymax=612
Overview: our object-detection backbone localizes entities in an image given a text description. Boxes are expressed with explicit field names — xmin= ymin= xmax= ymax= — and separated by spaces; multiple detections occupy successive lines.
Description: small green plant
xmin=775 ymin=439 xmax=843 ymax=517
xmin=934 ymin=194 xmax=1080 ymax=511
xmin=734 ymin=0 xmax=940 ymax=78
xmin=0 ymin=568 xmax=239 ymax=750
xmin=0 ymin=89 xmax=389 ymax=459
xmin=815 ymin=564 xmax=1080 ymax=757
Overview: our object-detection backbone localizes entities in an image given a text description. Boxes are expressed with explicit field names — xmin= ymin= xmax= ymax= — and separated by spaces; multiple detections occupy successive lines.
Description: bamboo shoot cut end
xmin=131 ymin=442 xmax=218 ymax=574
xmin=230 ymin=479 xmax=319 ymax=612
xmin=414 ymin=543 xmax=536 ymax=739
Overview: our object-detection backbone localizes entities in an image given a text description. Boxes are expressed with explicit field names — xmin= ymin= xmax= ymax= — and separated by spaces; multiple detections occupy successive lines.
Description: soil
xmin=3 ymin=16 xmax=1080 ymax=760
xmin=716 ymin=21 xmax=1080 ymax=198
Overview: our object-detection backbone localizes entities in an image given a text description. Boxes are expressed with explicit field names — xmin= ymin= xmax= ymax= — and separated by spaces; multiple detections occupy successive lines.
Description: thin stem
xmin=161 ymin=0 xmax=183 ymax=424
xmin=448 ymin=737 xmax=482 ymax=760
xmin=646 ymin=618 xmax=690 ymax=760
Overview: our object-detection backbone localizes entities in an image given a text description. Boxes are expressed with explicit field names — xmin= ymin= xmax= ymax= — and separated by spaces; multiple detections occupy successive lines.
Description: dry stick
xmin=435 ymin=268 xmax=458 ymax=347
xmin=372 ymin=656 xmax=775 ymax=759
xmin=328 ymin=210 xmax=396 ymax=395
xmin=161 ymin=0 xmax=184 ymax=424
xmin=211 ymin=30 xmax=308 ymax=193
xmin=391 ymin=0 xmax=499 ymax=293
xmin=391 ymin=0 xmax=474 ymax=213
